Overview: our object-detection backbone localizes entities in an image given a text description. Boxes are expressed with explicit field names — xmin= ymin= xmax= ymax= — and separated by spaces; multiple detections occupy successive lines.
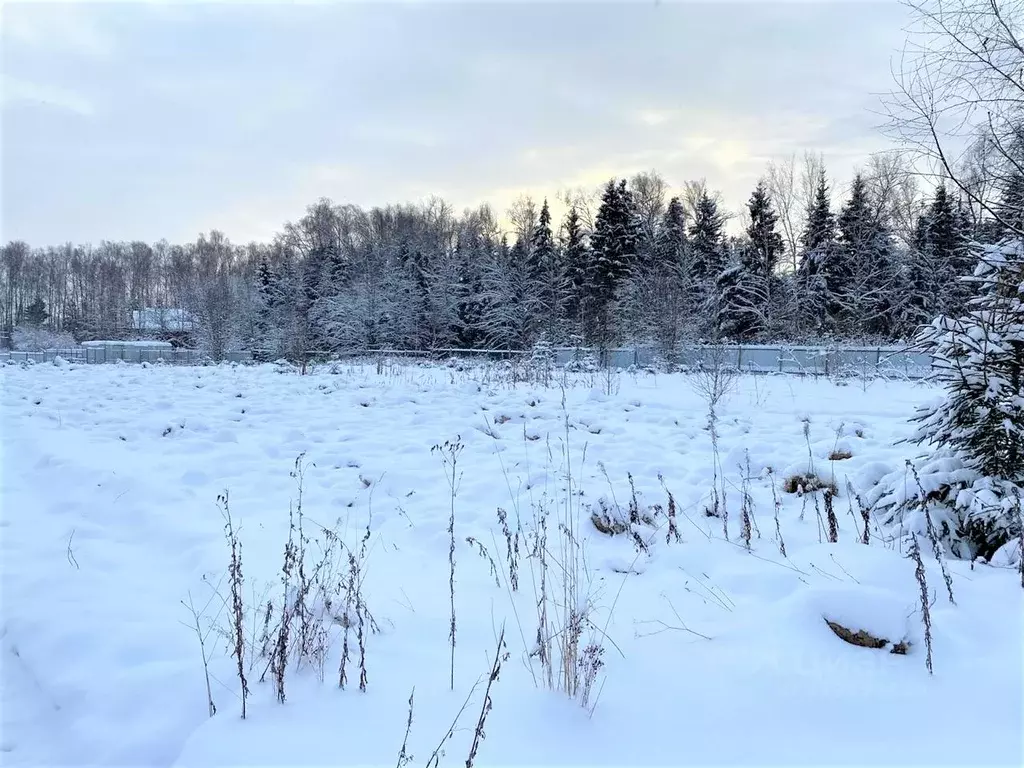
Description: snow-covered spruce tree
xmin=652 ymin=196 xmax=696 ymax=358
xmin=835 ymin=174 xmax=901 ymax=340
xmin=902 ymin=185 xmax=974 ymax=335
xmin=530 ymin=199 xmax=567 ymax=343
xmin=688 ymin=190 xmax=728 ymax=339
xmin=562 ymin=204 xmax=591 ymax=341
xmin=719 ymin=181 xmax=784 ymax=341
xmin=617 ymin=194 xmax=697 ymax=360
xmin=796 ymin=168 xmax=838 ymax=337
xmin=589 ymin=179 xmax=640 ymax=349
xmin=884 ymin=239 xmax=1024 ymax=561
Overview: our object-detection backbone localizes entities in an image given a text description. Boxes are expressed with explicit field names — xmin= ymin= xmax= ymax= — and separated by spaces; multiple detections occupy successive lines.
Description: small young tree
xmin=911 ymin=238 xmax=1024 ymax=559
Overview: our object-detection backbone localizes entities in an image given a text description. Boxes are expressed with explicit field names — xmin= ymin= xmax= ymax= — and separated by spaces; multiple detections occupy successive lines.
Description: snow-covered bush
xmin=565 ymin=335 xmax=598 ymax=373
xmin=527 ymin=334 xmax=557 ymax=387
xmin=11 ymin=325 xmax=77 ymax=351
xmin=871 ymin=240 xmax=1024 ymax=560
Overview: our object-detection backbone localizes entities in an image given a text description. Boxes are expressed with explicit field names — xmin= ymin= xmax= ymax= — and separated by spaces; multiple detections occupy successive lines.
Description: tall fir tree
xmin=562 ymin=205 xmax=589 ymax=334
xmin=688 ymin=190 xmax=727 ymax=338
xmin=719 ymin=181 xmax=784 ymax=340
xmin=530 ymin=198 xmax=564 ymax=340
xmin=836 ymin=174 xmax=899 ymax=338
xmin=650 ymin=195 xmax=693 ymax=356
xmin=658 ymin=196 xmax=688 ymax=269
xmin=746 ymin=181 xmax=784 ymax=279
xmin=903 ymin=184 xmax=974 ymax=335
xmin=688 ymin=191 xmax=727 ymax=281
xmin=453 ymin=233 xmax=487 ymax=348
xmin=251 ymin=260 xmax=278 ymax=359
xmin=798 ymin=169 xmax=838 ymax=335
xmin=589 ymin=179 xmax=640 ymax=345
xmin=801 ymin=169 xmax=838 ymax=257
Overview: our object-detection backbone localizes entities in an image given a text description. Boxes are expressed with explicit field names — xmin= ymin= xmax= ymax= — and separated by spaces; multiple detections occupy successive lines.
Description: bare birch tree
xmin=884 ymin=0 xmax=1024 ymax=236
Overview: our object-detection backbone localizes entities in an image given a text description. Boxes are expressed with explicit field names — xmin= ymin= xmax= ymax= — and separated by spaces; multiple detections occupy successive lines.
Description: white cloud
xmin=0 ymin=3 xmax=112 ymax=57
xmin=632 ymin=109 xmax=679 ymax=127
xmin=1 ymin=75 xmax=95 ymax=116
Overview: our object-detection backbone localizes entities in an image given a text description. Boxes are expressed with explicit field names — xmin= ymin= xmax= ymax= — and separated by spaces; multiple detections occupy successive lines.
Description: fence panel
xmin=0 ymin=343 xmax=932 ymax=378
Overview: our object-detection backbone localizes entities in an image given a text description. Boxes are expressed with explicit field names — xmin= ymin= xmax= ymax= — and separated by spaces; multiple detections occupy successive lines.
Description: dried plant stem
xmin=465 ymin=627 xmax=508 ymax=768
xmin=181 ymin=593 xmax=217 ymax=717
xmin=910 ymin=536 xmax=934 ymax=675
xmin=768 ymin=469 xmax=787 ymax=557
xmin=433 ymin=436 xmax=464 ymax=691
xmin=220 ymin=492 xmax=249 ymax=718
xmin=824 ymin=489 xmax=839 ymax=544
xmin=906 ymin=461 xmax=955 ymax=605
xmin=395 ymin=688 xmax=415 ymax=768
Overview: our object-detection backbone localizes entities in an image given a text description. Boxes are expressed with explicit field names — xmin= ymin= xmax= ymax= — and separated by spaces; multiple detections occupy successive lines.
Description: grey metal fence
xmin=553 ymin=344 xmax=932 ymax=379
xmin=0 ymin=343 xmax=933 ymax=379
xmin=0 ymin=347 xmax=253 ymax=365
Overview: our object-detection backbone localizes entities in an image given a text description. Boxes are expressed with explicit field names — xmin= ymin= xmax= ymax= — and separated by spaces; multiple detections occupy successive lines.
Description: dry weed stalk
xmin=466 ymin=536 xmax=501 ymax=588
xmin=906 ymin=461 xmax=956 ymax=605
xmin=219 ymin=492 xmax=249 ymax=718
xmin=424 ymin=679 xmax=481 ymax=768
xmin=768 ymin=468 xmax=787 ymax=557
xmin=738 ymin=455 xmax=755 ymax=551
xmin=691 ymin=350 xmax=734 ymax=540
xmin=496 ymin=507 xmax=520 ymax=591
xmin=845 ymin=479 xmax=872 ymax=545
xmin=665 ymin=484 xmax=681 ymax=544
xmin=909 ymin=536 xmax=934 ymax=675
xmin=181 ymin=592 xmax=217 ymax=717
xmin=340 ymin=517 xmax=374 ymax=692
xmin=465 ymin=627 xmax=509 ymax=768
xmin=273 ymin=485 xmax=300 ymax=702
xmin=432 ymin=436 xmax=465 ymax=691
xmin=814 ymin=493 xmax=825 ymax=544
xmin=824 ymin=489 xmax=839 ymax=544
xmin=395 ymin=688 xmax=415 ymax=768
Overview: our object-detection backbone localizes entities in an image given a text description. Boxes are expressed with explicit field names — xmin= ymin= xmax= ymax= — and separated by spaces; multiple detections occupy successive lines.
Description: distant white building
xmin=132 ymin=308 xmax=195 ymax=333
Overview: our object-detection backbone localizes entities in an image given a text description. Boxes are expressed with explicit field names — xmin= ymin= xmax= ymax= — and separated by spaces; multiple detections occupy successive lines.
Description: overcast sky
xmin=2 ymin=1 xmax=913 ymax=246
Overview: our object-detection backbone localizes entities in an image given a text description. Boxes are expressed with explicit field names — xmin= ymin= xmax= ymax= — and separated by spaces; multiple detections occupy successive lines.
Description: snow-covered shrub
xmin=588 ymin=477 xmax=665 ymax=558
xmin=527 ymin=334 xmax=557 ymax=387
xmin=11 ymin=325 xmax=77 ymax=351
xmin=871 ymin=240 xmax=1024 ymax=560
xmin=565 ymin=335 xmax=599 ymax=373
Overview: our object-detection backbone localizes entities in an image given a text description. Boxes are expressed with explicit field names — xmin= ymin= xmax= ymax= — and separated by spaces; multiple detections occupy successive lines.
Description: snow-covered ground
xmin=2 ymin=360 xmax=1021 ymax=766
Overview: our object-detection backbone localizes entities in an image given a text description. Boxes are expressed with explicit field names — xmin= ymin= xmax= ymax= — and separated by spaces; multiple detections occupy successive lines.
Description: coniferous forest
xmin=2 ymin=69 xmax=1022 ymax=363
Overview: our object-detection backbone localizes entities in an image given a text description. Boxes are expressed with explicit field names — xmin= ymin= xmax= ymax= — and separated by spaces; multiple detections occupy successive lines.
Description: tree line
xmin=2 ymin=144 xmax=1021 ymax=361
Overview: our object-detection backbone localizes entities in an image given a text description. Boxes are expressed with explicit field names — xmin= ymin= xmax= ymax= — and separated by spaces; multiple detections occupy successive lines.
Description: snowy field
xmin=2 ymin=360 xmax=1021 ymax=767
